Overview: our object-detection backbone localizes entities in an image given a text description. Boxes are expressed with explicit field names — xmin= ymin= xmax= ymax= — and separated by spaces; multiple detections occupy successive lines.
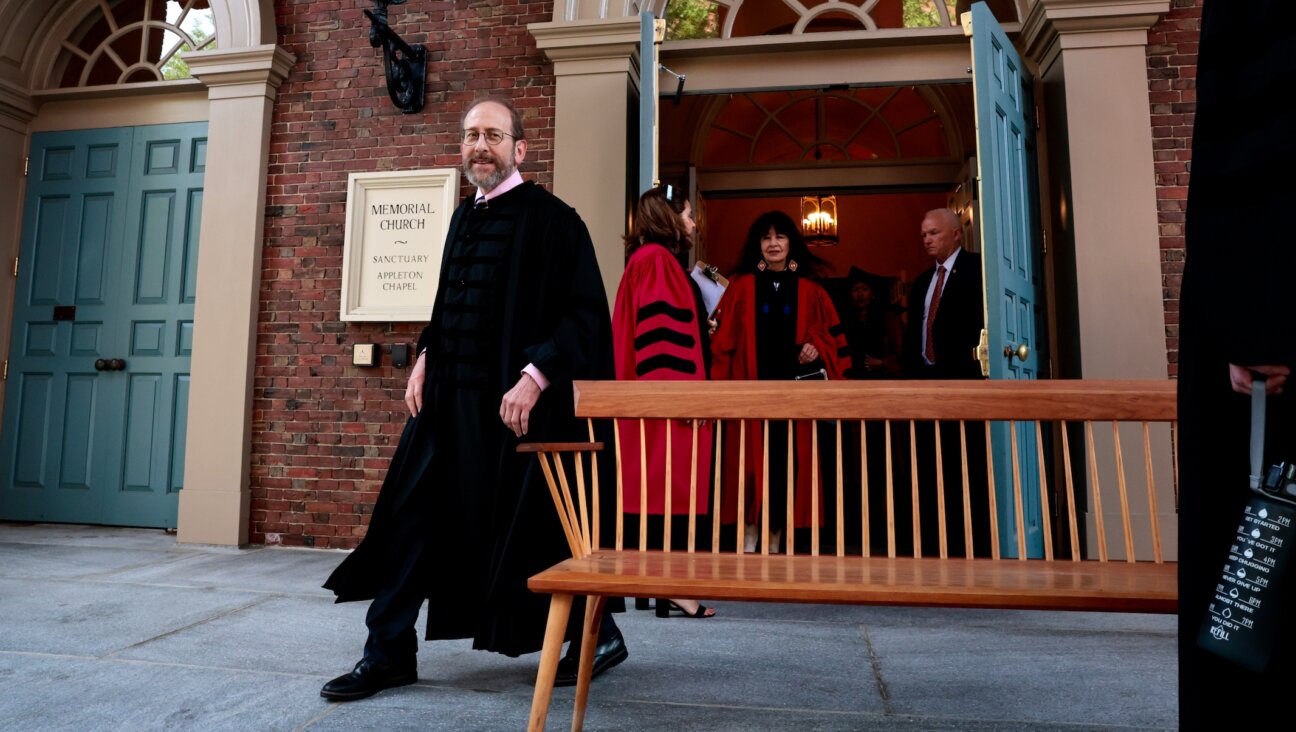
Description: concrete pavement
xmin=0 ymin=523 xmax=1176 ymax=730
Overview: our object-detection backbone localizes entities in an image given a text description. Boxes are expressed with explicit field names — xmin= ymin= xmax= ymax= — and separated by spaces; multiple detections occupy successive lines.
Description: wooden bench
xmin=521 ymin=380 xmax=1178 ymax=731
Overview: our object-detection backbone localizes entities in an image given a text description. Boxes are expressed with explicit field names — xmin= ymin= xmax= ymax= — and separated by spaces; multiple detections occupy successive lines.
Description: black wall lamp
xmin=660 ymin=64 xmax=686 ymax=106
xmin=364 ymin=0 xmax=427 ymax=114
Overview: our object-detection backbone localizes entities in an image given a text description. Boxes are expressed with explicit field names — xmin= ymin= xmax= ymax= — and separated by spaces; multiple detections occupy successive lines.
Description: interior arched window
xmin=699 ymin=87 xmax=953 ymax=167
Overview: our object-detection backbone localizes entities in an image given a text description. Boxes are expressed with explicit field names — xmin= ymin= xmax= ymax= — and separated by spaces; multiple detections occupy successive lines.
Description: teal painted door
xmin=967 ymin=2 xmax=1045 ymax=557
xmin=0 ymin=123 xmax=206 ymax=529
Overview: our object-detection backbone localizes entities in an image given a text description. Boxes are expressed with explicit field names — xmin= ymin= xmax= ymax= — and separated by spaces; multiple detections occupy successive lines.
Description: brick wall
xmin=1147 ymin=0 xmax=1202 ymax=377
xmin=252 ymin=0 xmax=557 ymax=548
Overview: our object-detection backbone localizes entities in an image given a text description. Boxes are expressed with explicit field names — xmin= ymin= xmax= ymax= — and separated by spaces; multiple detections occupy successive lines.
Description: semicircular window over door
xmin=54 ymin=0 xmax=217 ymax=88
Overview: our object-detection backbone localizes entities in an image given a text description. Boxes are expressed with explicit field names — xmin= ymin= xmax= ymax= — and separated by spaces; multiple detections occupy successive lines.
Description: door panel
xmin=968 ymin=1 xmax=1045 ymax=557
xmin=12 ymin=374 xmax=53 ymax=489
xmin=2 ymin=122 xmax=205 ymax=528
xmin=59 ymin=374 xmax=99 ymax=491
xmin=101 ymin=122 xmax=205 ymax=527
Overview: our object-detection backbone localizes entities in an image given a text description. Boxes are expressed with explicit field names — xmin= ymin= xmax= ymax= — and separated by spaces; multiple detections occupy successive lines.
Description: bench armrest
xmin=517 ymin=442 xmax=604 ymax=453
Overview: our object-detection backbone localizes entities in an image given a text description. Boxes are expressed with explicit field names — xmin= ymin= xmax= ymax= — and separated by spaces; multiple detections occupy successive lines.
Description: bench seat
xmin=529 ymin=550 xmax=1176 ymax=614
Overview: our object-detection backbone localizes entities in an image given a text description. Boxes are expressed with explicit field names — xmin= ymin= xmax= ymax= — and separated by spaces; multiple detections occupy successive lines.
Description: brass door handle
xmin=95 ymin=358 xmax=127 ymax=372
xmin=975 ymin=329 xmax=989 ymax=377
xmin=1003 ymin=343 xmax=1029 ymax=362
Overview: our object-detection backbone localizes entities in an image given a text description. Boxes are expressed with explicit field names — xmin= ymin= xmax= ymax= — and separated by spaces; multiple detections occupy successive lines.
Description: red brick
xmin=1147 ymin=0 xmax=1201 ymax=377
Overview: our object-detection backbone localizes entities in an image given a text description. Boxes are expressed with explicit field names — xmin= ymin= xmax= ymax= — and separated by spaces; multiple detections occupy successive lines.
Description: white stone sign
xmin=340 ymin=168 xmax=458 ymax=321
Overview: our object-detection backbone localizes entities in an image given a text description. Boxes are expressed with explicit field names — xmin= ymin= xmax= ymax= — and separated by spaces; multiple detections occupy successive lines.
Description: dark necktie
xmin=924 ymin=264 xmax=946 ymax=364
xmin=474 ymin=196 xmax=487 ymax=211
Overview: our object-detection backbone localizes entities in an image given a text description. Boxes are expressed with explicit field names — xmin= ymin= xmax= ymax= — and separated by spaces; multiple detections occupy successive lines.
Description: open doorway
xmin=659 ymin=82 xmax=976 ymax=327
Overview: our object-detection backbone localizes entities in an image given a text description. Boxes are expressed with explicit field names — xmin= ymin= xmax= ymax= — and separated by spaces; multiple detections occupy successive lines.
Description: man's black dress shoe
xmin=320 ymin=658 xmax=417 ymax=701
xmin=554 ymin=631 xmax=628 ymax=687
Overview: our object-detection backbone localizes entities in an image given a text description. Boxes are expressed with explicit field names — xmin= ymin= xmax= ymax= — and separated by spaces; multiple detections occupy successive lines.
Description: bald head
xmin=461 ymin=97 xmax=525 ymax=140
xmin=920 ymin=208 xmax=963 ymax=262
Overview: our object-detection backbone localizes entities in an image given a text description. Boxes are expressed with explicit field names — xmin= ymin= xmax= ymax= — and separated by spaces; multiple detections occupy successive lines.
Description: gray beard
xmin=463 ymin=159 xmax=514 ymax=192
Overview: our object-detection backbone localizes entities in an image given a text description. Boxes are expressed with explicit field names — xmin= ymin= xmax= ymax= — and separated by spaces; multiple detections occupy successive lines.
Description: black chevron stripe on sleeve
xmin=829 ymin=323 xmax=847 ymax=336
xmin=634 ymin=326 xmax=696 ymax=351
xmin=636 ymin=353 xmax=698 ymax=377
xmin=636 ymin=300 xmax=695 ymax=324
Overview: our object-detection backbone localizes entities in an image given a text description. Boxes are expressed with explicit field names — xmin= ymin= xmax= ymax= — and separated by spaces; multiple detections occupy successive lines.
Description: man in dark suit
xmin=901 ymin=208 xmax=988 ymax=557
xmin=902 ymin=208 xmax=983 ymax=380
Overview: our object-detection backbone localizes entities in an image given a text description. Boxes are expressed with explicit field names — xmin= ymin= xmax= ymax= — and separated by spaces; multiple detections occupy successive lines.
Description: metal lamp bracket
xmin=364 ymin=0 xmax=427 ymax=114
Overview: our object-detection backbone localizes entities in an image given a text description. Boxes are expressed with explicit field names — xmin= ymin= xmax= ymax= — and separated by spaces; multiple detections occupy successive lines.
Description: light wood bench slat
xmin=528 ymin=551 xmax=1176 ymax=614
xmin=573 ymin=380 xmax=1177 ymax=421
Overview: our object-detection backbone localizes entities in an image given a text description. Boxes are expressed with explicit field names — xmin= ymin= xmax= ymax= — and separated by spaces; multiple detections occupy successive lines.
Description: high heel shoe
xmin=655 ymin=599 xmax=716 ymax=619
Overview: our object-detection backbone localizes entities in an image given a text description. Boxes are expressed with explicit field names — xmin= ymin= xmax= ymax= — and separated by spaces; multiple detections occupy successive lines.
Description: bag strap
xmin=1251 ymin=376 xmax=1268 ymax=490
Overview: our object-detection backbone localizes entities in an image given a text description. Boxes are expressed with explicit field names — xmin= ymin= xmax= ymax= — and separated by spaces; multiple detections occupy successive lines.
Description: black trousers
xmin=363 ymin=558 xmax=620 ymax=664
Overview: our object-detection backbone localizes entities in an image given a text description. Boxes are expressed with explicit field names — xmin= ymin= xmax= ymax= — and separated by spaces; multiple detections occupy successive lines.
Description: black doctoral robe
xmin=324 ymin=182 xmax=614 ymax=657
xmin=1179 ymin=2 xmax=1296 ymax=722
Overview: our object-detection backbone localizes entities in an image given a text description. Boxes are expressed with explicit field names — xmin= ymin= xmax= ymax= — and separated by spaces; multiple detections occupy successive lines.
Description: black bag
xmin=1197 ymin=378 xmax=1296 ymax=672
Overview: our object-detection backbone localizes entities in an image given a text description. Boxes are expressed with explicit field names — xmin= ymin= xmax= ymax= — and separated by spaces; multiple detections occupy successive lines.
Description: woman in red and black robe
xmin=612 ymin=185 xmax=715 ymax=618
xmin=711 ymin=211 xmax=851 ymax=553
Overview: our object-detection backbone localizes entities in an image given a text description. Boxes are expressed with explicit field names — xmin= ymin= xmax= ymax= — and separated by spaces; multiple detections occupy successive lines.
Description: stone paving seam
xmin=0 ymin=651 xmax=342 ymax=681
xmin=0 ymin=572 xmax=335 ymax=598
xmin=291 ymin=703 xmax=343 ymax=732
xmin=614 ymin=699 xmax=1170 ymax=730
xmin=100 ymin=595 xmax=276 ymax=659
xmin=65 ymin=550 xmax=203 ymax=581
xmin=859 ymin=623 xmax=893 ymax=715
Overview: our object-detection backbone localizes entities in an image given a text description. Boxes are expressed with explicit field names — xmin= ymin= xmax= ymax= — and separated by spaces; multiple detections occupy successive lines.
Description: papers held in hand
xmin=690 ymin=260 xmax=727 ymax=317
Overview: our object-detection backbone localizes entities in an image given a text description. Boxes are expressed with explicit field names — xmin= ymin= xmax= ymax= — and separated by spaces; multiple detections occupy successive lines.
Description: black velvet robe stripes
xmin=324 ymin=182 xmax=614 ymax=658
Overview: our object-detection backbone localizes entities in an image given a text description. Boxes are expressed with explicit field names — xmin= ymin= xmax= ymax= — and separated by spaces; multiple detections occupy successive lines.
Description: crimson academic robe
xmin=612 ymin=243 xmax=713 ymax=516
xmin=710 ymin=273 xmax=850 ymax=528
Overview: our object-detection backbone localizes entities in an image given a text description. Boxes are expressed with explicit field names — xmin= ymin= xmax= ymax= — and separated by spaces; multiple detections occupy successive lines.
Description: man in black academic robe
xmin=1179 ymin=3 xmax=1294 ymax=724
xmin=321 ymin=97 xmax=624 ymax=701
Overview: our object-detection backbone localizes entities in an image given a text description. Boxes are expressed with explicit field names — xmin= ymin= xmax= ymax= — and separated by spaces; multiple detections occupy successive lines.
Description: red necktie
xmin=924 ymin=265 xmax=946 ymax=365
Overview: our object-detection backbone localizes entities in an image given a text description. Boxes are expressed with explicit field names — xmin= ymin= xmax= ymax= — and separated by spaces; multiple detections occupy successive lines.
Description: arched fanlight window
xmin=55 ymin=0 xmax=217 ymax=88
xmin=665 ymin=0 xmax=1026 ymax=40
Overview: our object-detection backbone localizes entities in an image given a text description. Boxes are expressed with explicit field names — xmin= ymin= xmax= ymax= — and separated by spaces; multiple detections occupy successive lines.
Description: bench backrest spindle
xmin=525 ymin=381 xmax=1177 ymax=568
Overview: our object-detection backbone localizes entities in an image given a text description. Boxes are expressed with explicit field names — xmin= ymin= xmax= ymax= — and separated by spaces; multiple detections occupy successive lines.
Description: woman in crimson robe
xmin=612 ymin=185 xmax=716 ymax=618
xmin=711 ymin=211 xmax=851 ymax=553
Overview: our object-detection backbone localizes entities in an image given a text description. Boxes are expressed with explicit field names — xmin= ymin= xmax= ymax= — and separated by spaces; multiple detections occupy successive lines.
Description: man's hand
xmin=1229 ymin=363 xmax=1290 ymax=395
xmin=404 ymin=351 xmax=427 ymax=417
xmin=500 ymin=373 xmax=542 ymax=437
xmin=797 ymin=342 xmax=819 ymax=364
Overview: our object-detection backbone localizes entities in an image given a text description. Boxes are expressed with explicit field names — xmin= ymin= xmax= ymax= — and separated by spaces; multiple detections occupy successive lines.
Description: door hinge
xmin=23 ymin=156 xmax=28 ymax=176
xmin=11 ymin=256 xmax=17 ymax=277
xmin=1035 ymin=105 xmax=1041 ymax=131
xmin=2 ymin=359 xmax=7 ymax=381
xmin=1041 ymin=227 xmax=1048 ymax=257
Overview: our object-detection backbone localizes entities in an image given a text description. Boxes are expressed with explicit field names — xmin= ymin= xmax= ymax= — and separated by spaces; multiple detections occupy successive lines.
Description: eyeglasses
xmin=462 ymin=129 xmax=517 ymax=146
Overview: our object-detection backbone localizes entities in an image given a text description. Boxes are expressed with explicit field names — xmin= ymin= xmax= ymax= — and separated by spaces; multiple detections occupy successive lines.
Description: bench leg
xmin=571 ymin=595 xmax=607 ymax=732
xmin=528 ymin=593 xmax=574 ymax=732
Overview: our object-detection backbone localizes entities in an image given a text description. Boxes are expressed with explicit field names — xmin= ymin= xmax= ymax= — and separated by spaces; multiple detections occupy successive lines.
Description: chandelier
xmin=800 ymin=195 xmax=838 ymax=247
